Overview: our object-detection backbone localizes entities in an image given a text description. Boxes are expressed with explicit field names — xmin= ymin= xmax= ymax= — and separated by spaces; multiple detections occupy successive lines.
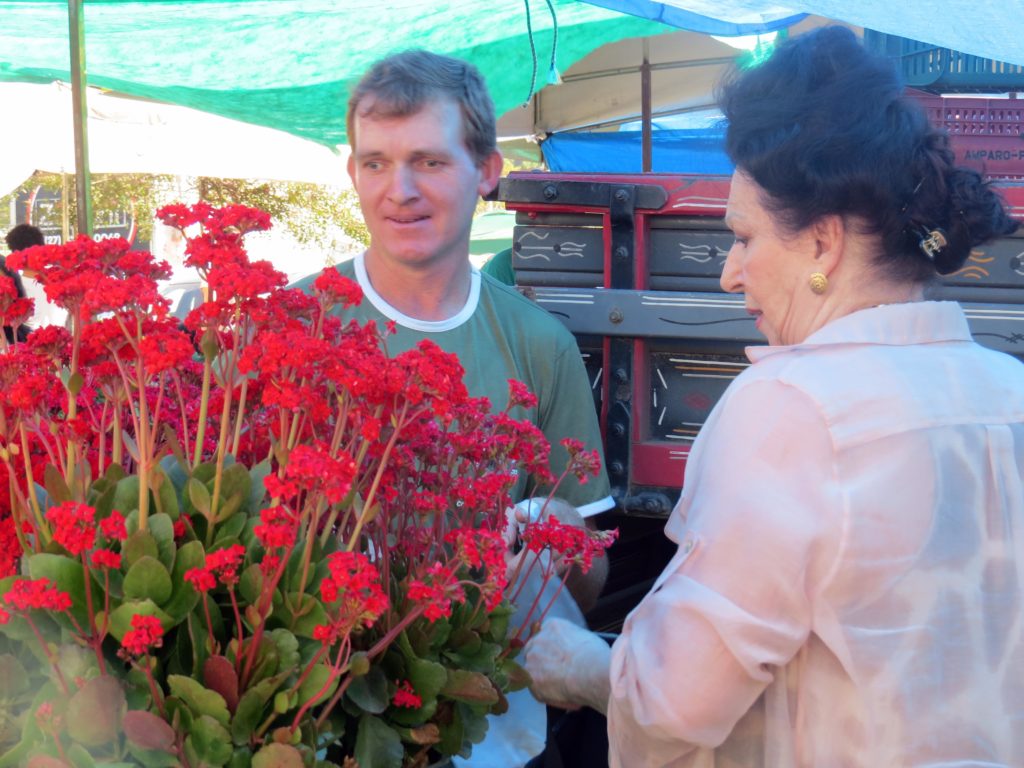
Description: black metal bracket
xmin=497 ymin=178 xmax=668 ymax=210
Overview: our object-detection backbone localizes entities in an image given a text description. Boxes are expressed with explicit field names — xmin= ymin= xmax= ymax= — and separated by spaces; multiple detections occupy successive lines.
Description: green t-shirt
xmin=292 ymin=254 xmax=613 ymax=516
xmin=480 ymin=247 xmax=515 ymax=286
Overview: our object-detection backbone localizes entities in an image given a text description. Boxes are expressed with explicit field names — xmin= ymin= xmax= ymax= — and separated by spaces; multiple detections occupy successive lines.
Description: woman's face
xmin=720 ymin=171 xmax=820 ymax=346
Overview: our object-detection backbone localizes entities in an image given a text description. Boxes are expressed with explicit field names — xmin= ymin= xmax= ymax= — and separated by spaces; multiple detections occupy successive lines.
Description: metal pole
xmin=61 ymin=173 xmax=70 ymax=243
xmin=68 ymin=0 xmax=92 ymax=236
xmin=641 ymin=39 xmax=652 ymax=173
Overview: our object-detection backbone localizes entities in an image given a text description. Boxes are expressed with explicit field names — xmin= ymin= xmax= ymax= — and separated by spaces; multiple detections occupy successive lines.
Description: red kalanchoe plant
xmin=0 ymin=202 xmax=611 ymax=768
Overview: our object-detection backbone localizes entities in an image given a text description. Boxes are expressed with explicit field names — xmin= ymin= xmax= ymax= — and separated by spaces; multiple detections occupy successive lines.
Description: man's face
xmin=347 ymin=97 xmax=501 ymax=271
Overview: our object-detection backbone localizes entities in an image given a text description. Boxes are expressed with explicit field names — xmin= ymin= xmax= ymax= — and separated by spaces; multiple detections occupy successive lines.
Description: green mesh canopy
xmin=0 ymin=0 xmax=671 ymax=146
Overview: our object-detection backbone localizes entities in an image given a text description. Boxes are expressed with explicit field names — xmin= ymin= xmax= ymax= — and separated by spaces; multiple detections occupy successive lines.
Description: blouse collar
xmin=746 ymin=301 xmax=972 ymax=363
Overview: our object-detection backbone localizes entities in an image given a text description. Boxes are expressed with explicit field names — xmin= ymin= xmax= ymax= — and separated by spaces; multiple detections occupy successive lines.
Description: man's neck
xmin=362 ymin=248 xmax=473 ymax=321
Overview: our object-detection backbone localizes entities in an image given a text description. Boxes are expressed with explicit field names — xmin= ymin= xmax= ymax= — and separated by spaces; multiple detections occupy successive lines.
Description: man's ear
xmin=812 ymin=213 xmax=846 ymax=275
xmin=346 ymin=153 xmax=357 ymax=187
xmin=477 ymin=150 xmax=504 ymax=198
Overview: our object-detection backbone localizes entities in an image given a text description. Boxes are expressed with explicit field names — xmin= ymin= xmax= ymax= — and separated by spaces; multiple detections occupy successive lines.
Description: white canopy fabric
xmin=582 ymin=0 xmax=1024 ymax=67
xmin=497 ymin=15 xmax=839 ymax=137
xmin=0 ymin=82 xmax=350 ymax=198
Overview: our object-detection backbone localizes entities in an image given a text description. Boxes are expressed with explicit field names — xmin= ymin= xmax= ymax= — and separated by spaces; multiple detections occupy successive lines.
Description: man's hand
xmin=524 ymin=617 xmax=612 ymax=713
xmin=505 ymin=498 xmax=609 ymax=613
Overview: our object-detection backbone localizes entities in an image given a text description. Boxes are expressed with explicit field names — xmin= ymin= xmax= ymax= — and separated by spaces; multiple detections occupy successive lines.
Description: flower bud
xmin=348 ymin=651 xmax=370 ymax=677
xmin=273 ymin=691 xmax=290 ymax=714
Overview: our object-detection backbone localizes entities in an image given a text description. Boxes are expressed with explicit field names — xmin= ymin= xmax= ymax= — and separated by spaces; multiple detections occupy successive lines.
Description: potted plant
xmin=0 ymin=203 xmax=613 ymax=767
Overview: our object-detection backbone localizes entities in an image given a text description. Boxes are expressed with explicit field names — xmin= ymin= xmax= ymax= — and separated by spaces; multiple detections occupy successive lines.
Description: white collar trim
xmin=353 ymin=251 xmax=481 ymax=333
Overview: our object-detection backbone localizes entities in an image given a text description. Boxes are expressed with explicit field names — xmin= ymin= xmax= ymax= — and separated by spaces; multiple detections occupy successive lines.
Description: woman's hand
xmin=524 ymin=616 xmax=612 ymax=714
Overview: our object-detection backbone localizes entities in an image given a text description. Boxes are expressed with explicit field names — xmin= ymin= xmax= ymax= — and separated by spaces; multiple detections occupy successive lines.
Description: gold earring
xmin=809 ymin=272 xmax=828 ymax=295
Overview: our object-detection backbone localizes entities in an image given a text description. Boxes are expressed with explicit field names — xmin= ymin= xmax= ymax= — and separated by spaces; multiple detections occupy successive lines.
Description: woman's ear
xmin=812 ymin=214 xmax=846 ymax=275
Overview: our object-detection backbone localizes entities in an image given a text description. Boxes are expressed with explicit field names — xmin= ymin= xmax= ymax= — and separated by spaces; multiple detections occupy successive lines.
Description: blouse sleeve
xmin=608 ymin=377 xmax=844 ymax=765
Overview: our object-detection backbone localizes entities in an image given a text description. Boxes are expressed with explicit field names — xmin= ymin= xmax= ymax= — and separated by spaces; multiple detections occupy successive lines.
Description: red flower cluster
xmin=185 ymin=544 xmax=246 ymax=591
xmin=314 ymin=551 xmax=389 ymax=645
xmin=90 ymin=549 xmax=122 ymax=570
xmin=7 ymin=235 xmax=170 ymax=318
xmin=99 ymin=511 xmax=128 ymax=541
xmin=561 ymin=437 xmax=602 ymax=484
xmin=407 ymin=562 xmax=463 ymax=623
xmin=313 ymin=268 xmax=363 ymax=309
xmin=45 ymin=502 xmax=97 ymax=557
xmin=3 ymin=577 xmax=72 ymax=612
xmin=254 ymin=506 xmax=297 ymax=549
xmin=447 ymin=527 xmax=508 ymax=610
xmin=121 ymin=614 xmax=165 ymax=657
xmin=0 ymin=274 xmax=33 ymax=334
xmin=284 ymin=444 xmax=356 ymax=505
xmin=507 ymin=378 xmax=538 ymax=410
xmin=43 ymin=503 xmax=127 ymax=560
xmin=392 ymin=680 xmax=422 ymax=709
xmin=520 ymin=519 xmax=617 ymax=572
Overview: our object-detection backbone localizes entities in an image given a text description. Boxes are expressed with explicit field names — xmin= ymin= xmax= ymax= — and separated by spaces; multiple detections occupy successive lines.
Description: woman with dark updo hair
xmin=524 ymin=26 xmax=1024 ymax=767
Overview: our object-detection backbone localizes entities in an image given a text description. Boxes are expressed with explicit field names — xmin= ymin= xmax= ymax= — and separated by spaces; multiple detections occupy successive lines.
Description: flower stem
xmin=18 ymin=425 xmax=48 ymax=544
xmin=191 ymin=339 xmax=214 ymax=469
xmin=64 ymin=308 xmax=81 ymax=485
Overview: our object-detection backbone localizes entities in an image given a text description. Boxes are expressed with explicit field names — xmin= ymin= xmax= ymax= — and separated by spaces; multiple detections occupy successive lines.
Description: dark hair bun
xmin=929 ymin=167 xmax=1019 ymax=275
xmin=718 ymin=26 xmax=1019 ymax=283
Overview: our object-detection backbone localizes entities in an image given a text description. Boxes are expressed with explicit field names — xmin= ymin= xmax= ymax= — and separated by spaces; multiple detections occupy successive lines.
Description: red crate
xmin=909 ymin=90 xmax=1024 ymax=179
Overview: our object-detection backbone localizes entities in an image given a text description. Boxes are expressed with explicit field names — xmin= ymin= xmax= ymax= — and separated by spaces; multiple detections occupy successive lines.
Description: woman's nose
xmin=719 ymin=244 xmax=743 ymax=293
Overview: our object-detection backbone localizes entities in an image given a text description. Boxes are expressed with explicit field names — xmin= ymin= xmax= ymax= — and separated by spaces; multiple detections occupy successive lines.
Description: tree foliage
xmin=1 ymin=172 xmax=368 ymax=253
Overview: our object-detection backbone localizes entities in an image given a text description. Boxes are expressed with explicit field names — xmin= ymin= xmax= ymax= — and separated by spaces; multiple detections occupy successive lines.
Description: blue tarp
xmin=542 ymin=127 xmax=733 ymax=174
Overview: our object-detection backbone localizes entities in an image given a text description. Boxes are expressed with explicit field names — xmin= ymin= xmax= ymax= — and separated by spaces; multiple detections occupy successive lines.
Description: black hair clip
xmin=917 ymin=226 xmax=948 ymax=262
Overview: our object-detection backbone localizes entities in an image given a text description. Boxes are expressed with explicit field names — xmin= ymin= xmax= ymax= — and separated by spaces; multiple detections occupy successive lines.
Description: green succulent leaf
xmin=213 ymin=512 xmax=248 ymax=548
xmin=123 ymin=555 xmax=173 ymax=605
xmin=202 ymin=655 xmax=239 ymax=713
xmin=407 ymin=656 xmax=447 ymax=703
xmin=187 ymin=714 xmax=233 ymax=766
xmin=499 ymin=658 xmax=531 ymax=693
xmin=345 ymin=665 xmax=389 ymax=715
xmin=268 ymin=629 xmax=300 ymax=675
xmin=122 ymin=529 xmax=160 ymax=570
xmin=0 ymin=654 xmax=29 ymax=697
xmin=252 ymin=742 xmax=304 ymax=768
xmin=163 ymin=540 xmax=204 ymax=622
xmin=440 ymin=669 xmax=499 ymax=705
xmin=26 ymin=552 xmax=88 ymax=628
xmin=113 ymin=474 xmax=142 ymax=516
xmin=168 ymin=674 xmax=231 ymax=726
xmin=217 ymin=464 xmax=252 ymax=518
xmin=187 ymin=478 xmax=212 ymax=519
xmin=124 ymin=745 xmax=180 ymax=768
xmin=229 ymin=671 xmax=289 ymax=746
xmin=353 ymin=714 xmax=403 ymax=768
xmin=91 ymin=481 xmax=118 ymax=521
xmin=246 ymin=460 xmax=272 ymax=514
xmin=238 ymin=563 xmax=263 ymax=605
xmin=108 ymin=600 xmax=172 ymax=643
xmin=123 ymin=709 xmax=177 ymax=753
xmin=66 ymin=676 xmax=127 ymax=747
xmin=297 ymin=663 xmax=339 ymax=709
xmin=286 ymin=592 xmax=329 ymax=639
xmin=149 ymin=466 xmax=180 ymax=521
xmin=146 ymin=513 xmax=176 ymax=569
xmin=25 ymin=756 xmax=73 ymax=768
xmin=42 ymin=464 xmax=72 ymax=505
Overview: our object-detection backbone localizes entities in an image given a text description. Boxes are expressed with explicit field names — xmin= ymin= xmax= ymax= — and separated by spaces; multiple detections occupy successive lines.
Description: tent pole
xmin=641 ymin=39 xmax=652 ymax=173
xmin=68 ymin=0 xmax=93 ymax=236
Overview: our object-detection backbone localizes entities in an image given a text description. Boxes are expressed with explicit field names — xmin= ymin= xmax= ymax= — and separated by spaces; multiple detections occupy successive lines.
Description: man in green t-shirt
xmin=292 ymin=50 xmax=614 ymax=768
